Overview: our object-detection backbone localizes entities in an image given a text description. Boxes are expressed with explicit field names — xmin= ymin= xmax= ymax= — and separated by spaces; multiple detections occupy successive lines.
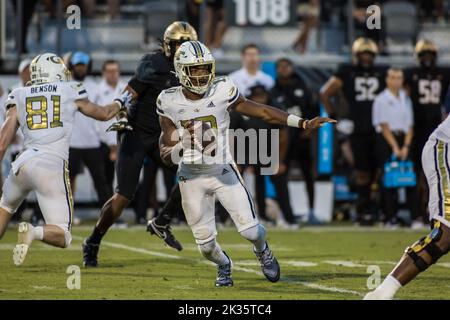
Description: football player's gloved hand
xmin=114 ymin=90 xmax=133 ymax=109
xmin=107 ymin=91 xmax=134 ymax=132
xmin=106 ymin=112 xmax=133 ymax=132
xmin=106 ymin=116 xmax=133 ymax=132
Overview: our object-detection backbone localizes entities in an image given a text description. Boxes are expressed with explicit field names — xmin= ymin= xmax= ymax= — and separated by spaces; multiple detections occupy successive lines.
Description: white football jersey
xmin=156 ymin=76 xmax=240 ymax=177
xmin=431 ymin=114 xmax=450 ymax=143
xmin=4 ymin=81 xmax=88 ymax=161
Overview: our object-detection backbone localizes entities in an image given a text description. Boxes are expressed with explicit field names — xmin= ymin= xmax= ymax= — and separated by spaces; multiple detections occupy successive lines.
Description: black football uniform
xmin=334 ymin=64 xmax=386 ymax=171
xmin=404 ymin=66 xmax=450 ymax=169
xmin=116 ymin=51 xmax=179 ymax=200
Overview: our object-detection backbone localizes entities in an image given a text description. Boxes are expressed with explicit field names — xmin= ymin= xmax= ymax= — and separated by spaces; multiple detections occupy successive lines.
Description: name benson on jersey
xmin=30 ymin=84 xmax=58 ymax=94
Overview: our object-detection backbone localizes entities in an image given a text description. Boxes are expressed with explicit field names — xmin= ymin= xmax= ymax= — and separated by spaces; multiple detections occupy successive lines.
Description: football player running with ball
xmin=82 ymin=21 xmax=198 ymax=267
xmin=157 ymin=40 xmax=336 ymax=286
xmin=364 ymin=115 xmax=450 ymax=299
xmin=0 ymin=53 xmax=131 ymax=265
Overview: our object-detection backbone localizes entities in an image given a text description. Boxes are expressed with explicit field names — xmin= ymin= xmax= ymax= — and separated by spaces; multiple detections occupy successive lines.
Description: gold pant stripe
xmin=437 ymin=141 xmax=450 ymax=220
xmin=63 ymin=160 xmax=74 ymax=230
xmin=229 ymin=163 xmax=257 ymax=218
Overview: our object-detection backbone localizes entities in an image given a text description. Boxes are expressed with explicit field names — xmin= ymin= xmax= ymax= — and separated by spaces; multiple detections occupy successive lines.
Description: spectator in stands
xmin=68 ymin=52 xmax=115 ymax=225
xmin=372 ymin=67 xmax=419 ymax=227
xmin=95 ymin=60 xmax=126 ymax=189
xmin=244 ymin=84 xmax=298 ymax=227
xmin=229 ymin=44 xmax=274 ymax=97
xmin=292 ymin=0 xmax=320 ymax=54
xmin=271 ymin=58 xmax=319 ymax=215
xmin=204 ymin=0 xmax=227 ymax=58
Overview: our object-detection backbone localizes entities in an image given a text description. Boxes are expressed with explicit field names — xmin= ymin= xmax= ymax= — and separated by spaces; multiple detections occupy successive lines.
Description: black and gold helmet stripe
xmin=192 ymin=41 xmax=204 ymax=58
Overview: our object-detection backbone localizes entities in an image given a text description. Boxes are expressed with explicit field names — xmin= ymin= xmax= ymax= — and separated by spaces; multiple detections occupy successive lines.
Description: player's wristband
xmin=287 ymin=114 xmax=303 ymax=128
xmin=114 ymin=100 xmax=122 ymax=109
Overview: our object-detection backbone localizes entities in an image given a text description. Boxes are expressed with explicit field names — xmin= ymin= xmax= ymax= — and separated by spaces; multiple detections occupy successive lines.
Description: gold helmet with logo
xmin=163 ymin=21 xmax=198 ymax=58
xmin=415 ymin=39 xmax=438 ymax=56
xmin=351 ymin=37 xmax=378 ymax=56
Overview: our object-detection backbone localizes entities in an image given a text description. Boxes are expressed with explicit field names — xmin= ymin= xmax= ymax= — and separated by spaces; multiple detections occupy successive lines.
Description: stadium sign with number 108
xmin=227 ymin=0 xmax=297 ymax=27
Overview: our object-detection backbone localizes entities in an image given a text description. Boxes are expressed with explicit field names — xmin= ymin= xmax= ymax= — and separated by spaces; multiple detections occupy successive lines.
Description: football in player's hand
xmin=186 ymin=120 xmax=216 ymax=155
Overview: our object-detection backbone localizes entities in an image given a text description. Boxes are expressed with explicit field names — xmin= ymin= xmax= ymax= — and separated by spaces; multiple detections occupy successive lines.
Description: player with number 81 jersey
xmin=0 ymin=53 xmax=129 ymax=266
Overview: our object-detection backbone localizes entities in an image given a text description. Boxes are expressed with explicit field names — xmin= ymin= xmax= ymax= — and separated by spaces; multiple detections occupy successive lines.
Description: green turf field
xmin=0 ymin=225 xmax=449 ymax=300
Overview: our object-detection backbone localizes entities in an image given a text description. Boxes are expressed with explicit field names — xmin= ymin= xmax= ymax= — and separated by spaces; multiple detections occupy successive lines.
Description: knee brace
xmin=64 ymin=231 xmax=72 ymax=248
xmin=240 ymin=224 xmax=266 ymax=242
xmin=405 ymin=221 xmax=449 ymax=271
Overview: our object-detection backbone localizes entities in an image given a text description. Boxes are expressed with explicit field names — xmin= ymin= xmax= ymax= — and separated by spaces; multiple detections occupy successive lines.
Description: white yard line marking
xmin=323 ymin=261 xmax=366 ymax=268
xmin=437 ymin=262 xmax=450 ymax=268
xmin=284 ymin=260 xmax=319 ymax=267
xmin=30 ymin=285 xmax=54 ymax=290
xmin=72 ymin=236 xmax=362 ymax=297
xmin=0 ymin=243 xmax=88 ymax=251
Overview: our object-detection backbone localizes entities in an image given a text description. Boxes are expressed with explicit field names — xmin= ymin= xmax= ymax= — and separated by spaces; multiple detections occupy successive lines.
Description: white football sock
xmin=33 ymin=226 xmax=44 ymax=241
xmin=199 ymin=240 xmax=230 ymax=266
xmin=376 ymin=275 xmax=402 ymax=299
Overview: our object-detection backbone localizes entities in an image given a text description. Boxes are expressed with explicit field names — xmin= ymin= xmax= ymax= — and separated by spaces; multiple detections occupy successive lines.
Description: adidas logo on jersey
xmin=207 ymin=101 xmax=215 ymax=108
xmin=222 ymin=168 xmax=229 ymax=175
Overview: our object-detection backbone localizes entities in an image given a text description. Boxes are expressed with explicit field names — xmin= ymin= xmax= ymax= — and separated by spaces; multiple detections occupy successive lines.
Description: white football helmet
xmin=174 ymin=41 xmax=215 ymax=95
xmin=30 ymin=53 xmax=71 ymax=85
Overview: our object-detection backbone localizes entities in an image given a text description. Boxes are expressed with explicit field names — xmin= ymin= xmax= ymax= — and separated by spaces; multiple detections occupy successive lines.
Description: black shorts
xmin=350 ymin=133 xmax=377 ymax=171
xmin=116 ymin=129 xmax=177 ymax=200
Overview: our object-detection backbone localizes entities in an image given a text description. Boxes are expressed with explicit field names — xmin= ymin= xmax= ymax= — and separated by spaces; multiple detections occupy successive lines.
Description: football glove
xmin=106 ymin=117 xmax=133 ymax=132
xmin=114 ymin=90 xmax=133 ymax=109
xmin=107 ymin=91 xmax=134 ymax=132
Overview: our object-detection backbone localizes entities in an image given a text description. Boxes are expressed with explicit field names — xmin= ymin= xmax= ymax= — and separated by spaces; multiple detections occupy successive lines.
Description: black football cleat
xmin=255 ymin=242 xmax=280 ymax=282
xmin=82 ymin=239 xmax=99 ymax=267
xmin=147 ymin=218 xmax=183 ymax=251
xmin=215 ymin=258 xmax=233 ymax=287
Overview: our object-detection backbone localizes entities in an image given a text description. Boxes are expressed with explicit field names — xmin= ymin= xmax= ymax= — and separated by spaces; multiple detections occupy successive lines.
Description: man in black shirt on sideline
xmin=271 ymin=58 xmax=318 ymax=216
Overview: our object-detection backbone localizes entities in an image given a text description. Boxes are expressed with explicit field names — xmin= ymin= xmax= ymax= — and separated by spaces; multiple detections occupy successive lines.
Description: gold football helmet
xmin=415 ymin=39 xmax=438 ymax=56
xmin=163 ymin=21 xmax=198 ymax=58
xmin=351 ymin=37 xmax=378 ymax=56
